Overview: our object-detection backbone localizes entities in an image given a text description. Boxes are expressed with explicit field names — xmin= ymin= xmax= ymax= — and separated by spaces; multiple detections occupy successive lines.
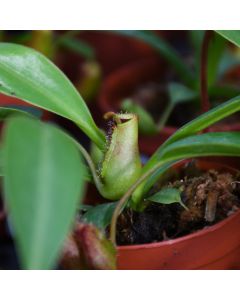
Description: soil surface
xmin=116 ymin=161 xmax=240 ymax=245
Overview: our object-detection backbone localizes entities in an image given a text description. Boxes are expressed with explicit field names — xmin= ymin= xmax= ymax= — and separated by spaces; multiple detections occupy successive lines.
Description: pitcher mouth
xmin=104 ymin=111 xmax=137 ymax=125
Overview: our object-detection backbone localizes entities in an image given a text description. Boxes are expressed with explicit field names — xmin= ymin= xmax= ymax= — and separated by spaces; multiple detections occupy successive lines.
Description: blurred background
xmin=0 ymin=30 xmax=240 ymax=269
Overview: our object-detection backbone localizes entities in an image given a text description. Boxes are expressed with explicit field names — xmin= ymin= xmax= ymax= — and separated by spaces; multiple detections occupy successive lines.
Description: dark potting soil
xmin=116 ymin=162 xmax=240 ymax=245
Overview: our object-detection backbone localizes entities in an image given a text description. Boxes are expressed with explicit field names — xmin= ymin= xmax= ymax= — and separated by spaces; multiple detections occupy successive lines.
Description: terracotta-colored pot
xmin=57 ymin=31 xmax=159 ymax=81
xmin=117 ymin=160 xmax=240 ymax=270
xmin=98 ymin=58 xmax=240 ymax=156
xmin=98 ymin=57 xmax=176 ymax=153
xmin=0 ymin=93 xmax=52 ymax=121
xmin=99 ymin=57 xmax=167 ymax=113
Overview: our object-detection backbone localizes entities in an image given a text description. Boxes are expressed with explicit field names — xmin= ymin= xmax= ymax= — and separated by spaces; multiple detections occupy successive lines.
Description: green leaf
xmin=145 ymin=95 xmax=240 ymax=172
xmin=190 ymin=31 xmax=227 ymax=87
xmin=0 ymin=107 xmax=35 ymax=177
xmin=3 ymin=116 xmax=86 ymax=269
xmin=121 ymin=85 xmax=197 ymax=135
xmin=121 ymin=99 xmax=158 ymax=135
xmin=83 ymin=202 xmax=117 ymax=230
xmin=0 ymin=146 xmax=3 ymax=176
xmin=189 ymin=30 xmax=205 ymax=54
xmin=163 ymin=95 xmax=240 ymax=147
xmin=161 ymin=132 xmax=240 ymax=162
xmin=132 ymin=132 xmax=240 ymax=209
xmin=0 ymin=43 xmax=105 ymax=149
xmin=218 ymin=50 xmax=240 ymax=78
xmin=113 ymin=30 xmax=194 ymax=86
xmin=188 ymin=30 xmax=205 ymax=80
xmin=207 ymin=33 xmax=226 ymax=86
xmin=156 ymin=83 xmax=197 ymax=131
xmin=132 ymin=96 xmax=240 ymax=207
xmin=0 ymin=107 xmax=34 ymax=119
xmin=147 ymin=187 xmax=187 ymax=209
xmin=58 ymin=37 xmax=95 ymax=60
xmin=215 ymin=30 xmax=240 ymax=47
xmin=168 ymin=82 xmax=197 ymax=105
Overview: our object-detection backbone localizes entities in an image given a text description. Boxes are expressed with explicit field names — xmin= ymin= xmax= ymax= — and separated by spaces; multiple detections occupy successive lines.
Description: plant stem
xmin=157 ymin=102 xmax=174 ymax=131
xmin=75 ymin=142 xmax=103 ymax=193
xmin=110 ymin=160 xmax=167 ymax=245
xmin=65 ymin=132 xmax=104 ymax=193
xmin=200 ymin=31 xmax=213 ymax=113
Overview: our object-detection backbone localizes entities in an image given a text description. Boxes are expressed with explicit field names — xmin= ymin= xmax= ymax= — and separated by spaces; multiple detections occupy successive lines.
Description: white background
xmin=0 ymin=0 xmax=239 ymax=299
xmin=0 ymin=0 xmax=240 ymax=29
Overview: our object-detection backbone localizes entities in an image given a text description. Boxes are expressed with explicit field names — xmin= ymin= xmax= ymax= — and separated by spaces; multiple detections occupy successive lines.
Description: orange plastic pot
xmin=56 ymin=31 xmax=159 ymax=82
xmin=116 ymin=160 xmax=240 ymax=269
xmin=98 ymin=57 xmax=176 ymax=153
xmin=99 ymin=58 xmax=240 ymax=156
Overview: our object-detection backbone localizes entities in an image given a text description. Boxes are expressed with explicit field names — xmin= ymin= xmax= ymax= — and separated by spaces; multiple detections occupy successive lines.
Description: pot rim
xmin=117 ymin=209 xmax=240 ymax=251
xmin=117 ymin=160 xmax=240 ymax=251
xmin=100 ymin=57 xmax=240 ymax=132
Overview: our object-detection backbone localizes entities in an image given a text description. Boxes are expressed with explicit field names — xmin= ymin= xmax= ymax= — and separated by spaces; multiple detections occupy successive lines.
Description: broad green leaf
xmin=132 ymin=132 xmax=240 ymax=208
xmin=161 ymin=132 xmax=240 ymax=162
xmin=83 ymin=202 xmax=117 ymax=230
xmin=215 ymin=30 xmax=240 ymax=47
xmin=147 ymin=187 xmax=187 ymax=209
xmin=0 ymin=107 xmax=35 ymax=177
xmin=144 ymin=95 xmax=240 ymax=173
xmin=160 ymin=95 xmax=240 ymax=149
xmin=113 ymin=30 xmax=194 ymax=86
xmin=3 ymin=116 xmax=86 ymax=269
xmin=121 ymin=99 xmax=158 ymax=135
xmin=132 ymin=96 xmax=240 ymax=206
xmin=0 ymin=107 xmax=90 ymax=180
xmin=0 ymin=43 xmax=105 ymax=149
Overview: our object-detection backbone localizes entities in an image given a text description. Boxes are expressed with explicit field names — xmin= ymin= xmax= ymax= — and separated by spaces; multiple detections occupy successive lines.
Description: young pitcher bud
xmin=74 ymin=223 xmax=116 ymax=270
xmin=100 ymin=113 xmax=142 ymax=200
xmin=61 ymin=223 xmax=116 ymax=270
xmin=61 ymin=234 xmax=84 ymax=270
